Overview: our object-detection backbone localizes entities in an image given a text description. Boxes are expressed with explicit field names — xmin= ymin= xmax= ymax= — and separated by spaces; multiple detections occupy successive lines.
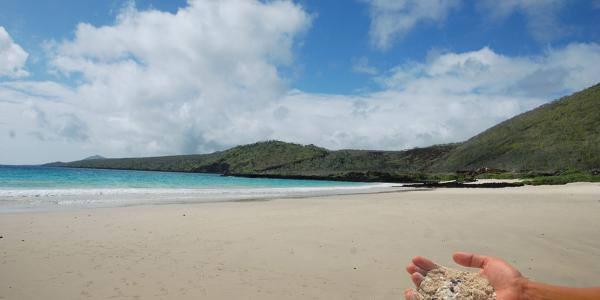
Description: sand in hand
xmin=417 ymin=266 xmax=495 ymax=300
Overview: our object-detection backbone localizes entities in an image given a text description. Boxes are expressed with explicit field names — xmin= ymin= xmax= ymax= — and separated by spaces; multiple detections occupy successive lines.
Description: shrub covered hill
xmin=433 ymin=83 xmax=600 ymax=173
xmin=48 ymin=83 xmax=600 ymax=182
xmin=47 ymin=141 xmax=458 ymax=182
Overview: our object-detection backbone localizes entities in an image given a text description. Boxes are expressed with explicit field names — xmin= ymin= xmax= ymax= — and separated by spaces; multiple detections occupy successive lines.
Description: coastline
xmin=0 ymin=183 xmax=400 ymax=213
xmin=1 ymin=183 xmax=600 ymax=299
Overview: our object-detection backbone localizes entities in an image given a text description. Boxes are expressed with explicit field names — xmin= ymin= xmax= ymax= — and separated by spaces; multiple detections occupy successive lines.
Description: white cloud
xmin=267 ymin=89 xmax=527 ymax=150
xmin=363 ymin=0 xmax=572 ymax=49
xmin=480 ymin=0 xmax=567 ymax=42
xmin=263 ymin=44 xmax=600 ymax=151
xmin=0 ymin=26 xmax=29 ymax=78
xmin=1 ymin=0 xmax=311 ymax=163
xmin=362 ymin=0 xmax=461 ymax=50
xmin=352 ymin=56 xmax=378 ymax=75
xmin=48 ymin=0 xmax=310 ymax=153
xmin=2 ymin=1 xmax=600 ymax=164
xmin=383 ymin=43 xmax=600 ymax=98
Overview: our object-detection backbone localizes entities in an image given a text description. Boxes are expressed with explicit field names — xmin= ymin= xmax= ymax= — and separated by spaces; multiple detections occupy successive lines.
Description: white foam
xmin=0 ymin=183 xmax=401 ymax=212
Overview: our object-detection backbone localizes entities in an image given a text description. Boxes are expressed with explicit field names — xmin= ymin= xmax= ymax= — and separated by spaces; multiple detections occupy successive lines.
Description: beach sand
xmin=1 ymin=183 xmax=599 ymax=299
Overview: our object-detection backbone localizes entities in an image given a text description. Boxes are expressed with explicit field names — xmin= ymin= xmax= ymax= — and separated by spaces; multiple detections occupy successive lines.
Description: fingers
xmin=411 ymin=256 xmax=438 ymax=272
xmin=405 ymin=256 xmax=436 ymax=288
xmin=411 ymin=272 xmax=425 ymax=287
xmin=404 ymin=288 xmax=419 ymax=300
xmin=452 ymin=252 xmax=489 ymax=269
xmin=406 ymin=263 xmax=427 ymax=276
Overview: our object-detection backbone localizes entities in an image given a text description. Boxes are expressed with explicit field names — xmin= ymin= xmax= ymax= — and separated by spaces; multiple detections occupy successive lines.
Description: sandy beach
xmin=1 ymin=183 xmax=600 ymax=299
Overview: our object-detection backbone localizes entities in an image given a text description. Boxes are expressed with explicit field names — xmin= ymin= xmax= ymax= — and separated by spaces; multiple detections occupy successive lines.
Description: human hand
xmin=404 ymin=252 xmax=525 ymax=300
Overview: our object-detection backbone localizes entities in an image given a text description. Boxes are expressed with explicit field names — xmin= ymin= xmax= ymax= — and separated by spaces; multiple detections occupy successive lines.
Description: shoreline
xmin=1 ymin=183 xmax=599 ymax=299
xmin=0 ymin=183 xmax=403 ymax=214
xmin=2 ymin=181 xmax=597 ymax=214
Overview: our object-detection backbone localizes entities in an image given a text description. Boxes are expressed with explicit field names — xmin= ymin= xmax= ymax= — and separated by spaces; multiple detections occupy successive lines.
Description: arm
xmin=517 ymin=278 xmax=600 ymax=300
xmin=404 ymin=252 xmax=600 ymax=300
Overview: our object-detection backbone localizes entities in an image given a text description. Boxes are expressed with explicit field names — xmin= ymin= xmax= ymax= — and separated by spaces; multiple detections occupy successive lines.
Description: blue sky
xmin=1 ymin=0 xmax=600 ymax=164
xmin=2 ymin=0 xmax=599 ymax=93
xmin=276 ymin=0 xmax=600 ymax=95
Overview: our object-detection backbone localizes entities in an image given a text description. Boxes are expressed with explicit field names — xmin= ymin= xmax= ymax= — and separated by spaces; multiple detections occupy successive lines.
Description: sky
xmin=1 ymin=0 xmax=600 ymax=164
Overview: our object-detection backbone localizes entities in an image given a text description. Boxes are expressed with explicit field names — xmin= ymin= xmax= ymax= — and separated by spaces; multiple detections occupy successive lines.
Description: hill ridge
xmin=433 ymin=83 xmax=600 ymax=172
xmin=46 ymin=83 xmax=600 ymax=181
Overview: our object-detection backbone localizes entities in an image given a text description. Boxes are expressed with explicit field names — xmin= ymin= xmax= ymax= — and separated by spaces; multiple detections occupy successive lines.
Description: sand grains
xmin=417 ymin=267 xmax=496 ymax=300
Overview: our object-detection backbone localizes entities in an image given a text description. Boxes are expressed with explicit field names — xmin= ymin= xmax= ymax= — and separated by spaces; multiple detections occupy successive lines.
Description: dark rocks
xmin=457 ymin=167 xmax=508 ymax=178
xmin=403 ymin=181 xmax=524 ymax=188
xmin=224 ymin=171 xmax=431 ymax=184
xmin=195 ymin=162 xmax=230 ymax=174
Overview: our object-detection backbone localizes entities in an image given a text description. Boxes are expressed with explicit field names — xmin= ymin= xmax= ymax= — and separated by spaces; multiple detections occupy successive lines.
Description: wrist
xmin=513 ymin=277 xmax=538 ymax=300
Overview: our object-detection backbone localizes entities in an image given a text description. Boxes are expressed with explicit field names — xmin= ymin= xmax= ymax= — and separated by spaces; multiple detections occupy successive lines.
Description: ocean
xmin=0 ymin=165 xmax=392 ymax=212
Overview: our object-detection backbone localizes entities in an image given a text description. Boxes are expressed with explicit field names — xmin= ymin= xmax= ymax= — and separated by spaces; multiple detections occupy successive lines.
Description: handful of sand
xmin=416 ymin=266 xmax=496 ymax=300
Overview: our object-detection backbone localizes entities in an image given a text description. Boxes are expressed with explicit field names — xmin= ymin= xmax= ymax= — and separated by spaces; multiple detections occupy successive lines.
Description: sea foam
xmin=0 ymin=183 xmax=398 ymax=212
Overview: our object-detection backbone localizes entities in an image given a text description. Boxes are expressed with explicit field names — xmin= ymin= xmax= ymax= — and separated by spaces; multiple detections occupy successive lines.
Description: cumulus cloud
xmin=362 ymin=0 xmax=461 ymax=50
xmin=1 ymin=0 xmax=312 ymax=162
xmin=269 ymin=89 xmax=527 ymax=150
xmin=382 ymin=43 xmax=600 ymax=98
xmin=2 ymin=1 xmax=600 ymax=164
xmin=51 ymin=0 xmax=311 ymax=150
xmin=265 ymin=44 xmax=600 ymax=151
xmin=0 ymin=26 xmax=29 ymax=78
xmin=202 ymin=44 xmax=600 ymax=152
xmin=480 ymin=0 xmax=568 ymax=42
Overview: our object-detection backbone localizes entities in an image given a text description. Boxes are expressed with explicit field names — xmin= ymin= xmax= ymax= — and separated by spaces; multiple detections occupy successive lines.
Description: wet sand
xmin=1 ymin=183 xmax=599 ymax=299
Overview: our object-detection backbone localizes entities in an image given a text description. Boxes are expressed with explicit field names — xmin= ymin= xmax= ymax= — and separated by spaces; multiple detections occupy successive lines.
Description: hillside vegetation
xmin=433 ymin=83 xmax=600 ymax=172
xmin=48 ymin=141 xmax=458 ymax=182
xmin=47 ymin=83 xmax=600 ymax=183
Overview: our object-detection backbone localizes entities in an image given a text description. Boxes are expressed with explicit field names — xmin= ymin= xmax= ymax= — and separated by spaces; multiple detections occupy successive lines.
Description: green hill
xmin=256 ymin=145 xmax=457 ymax=176
xmin=433 ymin=83 xmax=600 ymax=172
xmin=47 ymin=83 xmax=600 ymax=183
xmin=49 ymin=141 xmax=458 ymax=182
xmin=56 ymin=141 xmax=327 ymax=173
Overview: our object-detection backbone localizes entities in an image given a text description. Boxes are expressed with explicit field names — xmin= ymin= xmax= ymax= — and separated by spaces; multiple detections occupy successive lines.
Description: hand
xmin=404 ymin=252 xmax=525 ymax=300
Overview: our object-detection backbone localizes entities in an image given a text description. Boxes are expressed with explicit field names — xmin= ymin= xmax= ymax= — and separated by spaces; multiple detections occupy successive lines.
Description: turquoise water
xmin=0 ymin=166 xmax=391 ymax=211
xmin=0 ymin=165 xmax=361 ymax=190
